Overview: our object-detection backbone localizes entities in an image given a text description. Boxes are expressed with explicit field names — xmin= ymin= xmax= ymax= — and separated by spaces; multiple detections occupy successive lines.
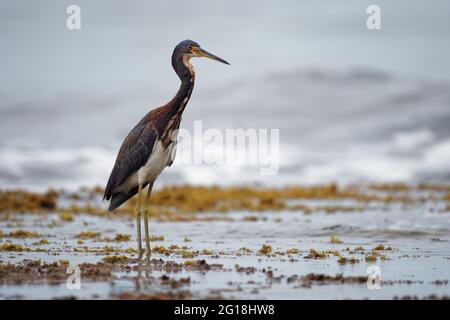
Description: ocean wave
xmin=0 ymin=68 xmax=449 ymax=189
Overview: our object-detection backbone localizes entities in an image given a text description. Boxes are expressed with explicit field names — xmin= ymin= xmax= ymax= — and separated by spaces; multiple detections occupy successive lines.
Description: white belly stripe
xmin=116 ymin=139 xmax=176 ymax=192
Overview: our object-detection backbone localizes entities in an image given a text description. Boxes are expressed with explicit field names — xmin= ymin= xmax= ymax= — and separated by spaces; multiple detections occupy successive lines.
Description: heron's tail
xmin=107 ymin=182 xmax=149 ymax=211
xmin=108 ymin=188 xmax=138 ymax=211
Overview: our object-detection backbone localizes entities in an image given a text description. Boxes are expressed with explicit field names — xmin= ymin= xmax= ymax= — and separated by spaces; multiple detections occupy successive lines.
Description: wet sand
xmin=0 ymin=183 xmax=449 ymax=299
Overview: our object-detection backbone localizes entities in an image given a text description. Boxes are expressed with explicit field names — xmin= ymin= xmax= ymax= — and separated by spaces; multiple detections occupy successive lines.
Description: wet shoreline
xmin=1 ymin=183 xmax=450 ymax=299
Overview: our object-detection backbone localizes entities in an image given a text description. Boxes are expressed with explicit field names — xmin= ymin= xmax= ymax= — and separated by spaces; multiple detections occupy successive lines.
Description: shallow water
xmin=1 ymin=195 xmax=449 ymax=299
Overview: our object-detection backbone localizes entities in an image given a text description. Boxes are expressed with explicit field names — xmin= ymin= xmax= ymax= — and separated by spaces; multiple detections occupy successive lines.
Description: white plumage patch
xmin=116 ymin=139 xmax=176 ymax=192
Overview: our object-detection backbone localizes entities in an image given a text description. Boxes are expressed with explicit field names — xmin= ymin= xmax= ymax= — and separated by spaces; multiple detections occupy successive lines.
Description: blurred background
xmin=0 ymin=0 xmax=449 ymax=190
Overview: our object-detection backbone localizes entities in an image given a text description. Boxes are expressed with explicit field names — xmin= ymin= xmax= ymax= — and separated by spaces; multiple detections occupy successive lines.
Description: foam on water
xmin=1 ymin=67 xmax=449 ymax=190
xmin=1 ymin=1 xmax=450 ymax=189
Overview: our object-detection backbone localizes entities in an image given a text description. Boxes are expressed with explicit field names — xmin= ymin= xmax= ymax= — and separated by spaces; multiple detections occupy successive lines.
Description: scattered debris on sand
xmin=1 ymin=182 xmax=449 ymax=299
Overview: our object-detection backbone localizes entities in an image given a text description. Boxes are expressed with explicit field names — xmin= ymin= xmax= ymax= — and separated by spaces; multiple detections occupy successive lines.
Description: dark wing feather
xmin=107 ymin=182 xmax=149 ymax=211
xmin=103 ymin=122 xmax=158 ymax=205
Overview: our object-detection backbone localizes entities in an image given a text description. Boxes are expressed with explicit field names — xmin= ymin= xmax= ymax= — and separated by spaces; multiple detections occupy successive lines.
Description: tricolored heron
xmin=103 ymin=40 xmax=229 ymax=259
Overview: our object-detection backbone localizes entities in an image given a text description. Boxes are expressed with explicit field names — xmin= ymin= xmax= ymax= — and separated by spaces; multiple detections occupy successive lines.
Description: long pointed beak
xmin=196 ymin=47 xmax=230 ymax=65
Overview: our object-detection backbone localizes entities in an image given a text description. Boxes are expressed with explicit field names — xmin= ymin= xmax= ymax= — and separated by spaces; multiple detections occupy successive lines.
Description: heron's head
xmin=174 ymin=40 xmax=230 ymax=65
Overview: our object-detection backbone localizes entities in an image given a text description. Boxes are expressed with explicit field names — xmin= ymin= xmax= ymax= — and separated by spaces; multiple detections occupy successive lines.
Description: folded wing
xmin=103 ymin=122 xmax=158 ymax=210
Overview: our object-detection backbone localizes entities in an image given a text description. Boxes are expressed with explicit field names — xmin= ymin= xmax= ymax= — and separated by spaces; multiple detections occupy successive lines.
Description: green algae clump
xmin=365 ymin=255 xmax=377 ymax=262
xmin=306 ymin=249 xmax=327 ymax=259
xmin=75 ymin=231 xmax=101 ymax=239
xmin=112 ymin=234 xmax=131 ymax=242
xmin=102 ymin=255 xmax=129 ymax=264
xmin=7 ymin=229 xmax=41 ymax=238
xmin=0 ymin=189 xmax=57 ymax=212
xmin=330 ymin=236 xmax=343 ymax=244
xmin=257 ymin=244 xmax=273 ymax=255
xmin=0 ymin=243 xmax=29 ymax=252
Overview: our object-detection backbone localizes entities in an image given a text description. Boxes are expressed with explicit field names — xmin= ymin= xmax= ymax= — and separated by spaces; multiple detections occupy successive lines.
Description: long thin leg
xmin=135 ymin=260 xmax=142 ymax=290
xmin=143 ymin=182 xmax=154 ymax=259
xmin=136 ymin=182 xmax=143 ymax=260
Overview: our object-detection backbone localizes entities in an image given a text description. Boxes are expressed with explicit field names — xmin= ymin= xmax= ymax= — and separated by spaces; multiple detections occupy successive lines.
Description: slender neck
xmin=167 ymin=54 xmax=195 ymax=114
